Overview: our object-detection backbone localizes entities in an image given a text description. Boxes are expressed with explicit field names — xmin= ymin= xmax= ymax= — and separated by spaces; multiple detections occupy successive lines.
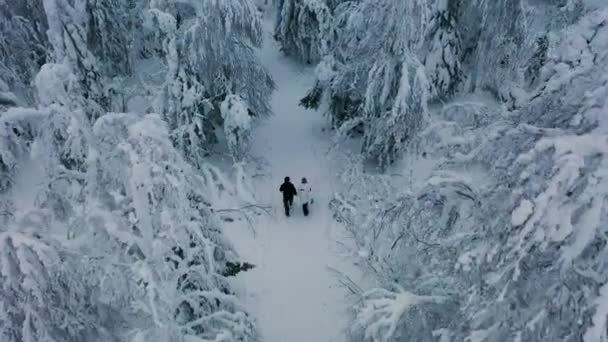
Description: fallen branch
xmin=214 ymin=204 xmax=273 ymax=237
xmin=215 ymin=204 xmax=272 ymax=215
xmin=327 ymin=266 xmax=363 ymax=296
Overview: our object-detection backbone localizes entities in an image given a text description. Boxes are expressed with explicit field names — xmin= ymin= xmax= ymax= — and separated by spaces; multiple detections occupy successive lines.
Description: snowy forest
xmin=1 ymin=0 xmax=608 ymax=341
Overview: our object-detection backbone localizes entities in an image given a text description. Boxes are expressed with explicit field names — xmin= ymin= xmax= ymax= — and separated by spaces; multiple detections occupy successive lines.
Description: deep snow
xmin=225 ymin=23 xmax=361 ymax=342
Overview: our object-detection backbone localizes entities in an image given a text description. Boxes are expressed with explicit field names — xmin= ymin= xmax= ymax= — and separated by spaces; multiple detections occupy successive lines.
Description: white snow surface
xmin=511 ymin=199 xmax=534 ymax=227
xmin=225 ymin=23 xmax=362 ymax=342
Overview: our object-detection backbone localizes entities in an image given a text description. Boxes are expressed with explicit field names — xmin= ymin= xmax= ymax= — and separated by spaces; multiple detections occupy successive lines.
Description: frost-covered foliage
xmin=90 ymin=112 xmax=257 ymax=341
xmin=148 ymin=0 xmax=273 ymax=166
xmin=273 ymin=0 xmax=338 ymax=64
xmin=0 ymin=0 xmax=134 ymax=115
xmin=0 ymin=60 xmax=259 ymax=340
xmin=300 ymin=0 xmax=430 ymax=166
xmin=43 ymin=0 xmax=132 ymax=118
xmin=0 ymin=232 xmax=103 ymax=342
xmin=85 ymin=0 xmax=132 ymax=77
xmin=361 ymin=59 xmax=429 ymax=166
xmin=1 ymin=0 xmax=269 ymax=340
xmin=287 ymin=0 xmax=593 ymax=166
xmin=424 ymin=0 xmax=462 ymax=99
xmin=1 ymin=0 xmax=272 ymax=163
xmin=221 ymin=95 xmax=253 ymax=161
xmin=0 ymin=0 xmax=50 ymax=105
xmin=327 ymin=2 xmax=608 ymax=341
xmin=350 ymin=285 xmax=447 ymax=342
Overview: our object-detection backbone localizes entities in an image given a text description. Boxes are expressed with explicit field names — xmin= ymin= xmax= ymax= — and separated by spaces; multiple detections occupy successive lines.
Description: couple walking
xmin=279 ymin=177 xmax=313 ymax=217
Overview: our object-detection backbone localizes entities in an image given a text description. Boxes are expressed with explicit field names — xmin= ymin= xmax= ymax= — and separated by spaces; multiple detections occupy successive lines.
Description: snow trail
xmin=225 ymin=24 xmax=360 ymax=342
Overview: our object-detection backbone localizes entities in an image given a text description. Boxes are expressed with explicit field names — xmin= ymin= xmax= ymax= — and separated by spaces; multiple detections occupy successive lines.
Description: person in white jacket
xmin=299 ymin=177 xmax=313 ymax=216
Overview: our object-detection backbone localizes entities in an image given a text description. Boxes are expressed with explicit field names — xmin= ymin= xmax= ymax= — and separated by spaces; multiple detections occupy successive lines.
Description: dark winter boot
xmin=303 ymin=203 xmax=309 ymax=216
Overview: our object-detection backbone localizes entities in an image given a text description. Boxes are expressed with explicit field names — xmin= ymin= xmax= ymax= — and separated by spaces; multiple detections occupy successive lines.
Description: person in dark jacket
xmin=279 ymin=176 xmax=297 ymax=217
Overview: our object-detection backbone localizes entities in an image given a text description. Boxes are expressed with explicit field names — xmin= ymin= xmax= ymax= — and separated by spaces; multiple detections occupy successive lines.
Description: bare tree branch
xmin=215 ymin=204 xmax=272 ymax=215
xmin=327 ymin=266 xmax=363 ymax=296
xmin=214 ymin=204 xmax=274 ymax=237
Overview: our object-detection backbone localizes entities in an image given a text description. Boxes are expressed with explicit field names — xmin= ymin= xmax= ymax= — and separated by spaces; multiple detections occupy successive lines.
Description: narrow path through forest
xmin=225 ymin=23 xmax=360 ymax=342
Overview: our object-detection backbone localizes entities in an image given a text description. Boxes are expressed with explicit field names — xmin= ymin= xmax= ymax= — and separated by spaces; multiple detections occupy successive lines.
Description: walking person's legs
xmin=302 ymin=202 xmax=309 ymax=216
xmin=283 ymin=198 xmax=290 ymax=216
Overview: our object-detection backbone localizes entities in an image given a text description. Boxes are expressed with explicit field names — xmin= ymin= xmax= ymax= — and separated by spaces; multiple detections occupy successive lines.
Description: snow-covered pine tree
xmin=148 ymin=0 xmax=273 ymax=166
xmin=424 ymin=0 xmax=462 ymax=100
xmin=0 ymin=107 xmax=45 ymax=225
xmin=362 ymin=58 xmax=429 ymax=166
xmin=308 ymin=0 xmax=430 ymax=166
xmin=0 ymin=0 xmax=50 ymax=105
xmin=1 ymin=62 xmax=260 ymax=341
xmin=1 ymin=1 xmax=266 ymax=340
xmin=1 ymin=0 xmax=139 ymax=113
xmin=0 ymin=64 xmax=90 ymax=225
xmin=0 ymin=65 xmax=111 ymax=340
xmin=0 ymin=232 xmax=105 ymax=342
xmin=42 ymin=0 xmax=111 ymax=119
xmin=458 ymin=0 xmax=529 ymax=107
xmin=328 ymin=2 xmax=608 ymax=342
xmin=89 ymin=112 xmax=258 ymax=341
xmin=86 ymin=0 xmax=132 ymax=77
xmin=274 ymin=0 xmax=336 ymax=64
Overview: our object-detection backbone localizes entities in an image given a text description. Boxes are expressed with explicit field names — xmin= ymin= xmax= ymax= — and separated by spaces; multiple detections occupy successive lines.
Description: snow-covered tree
xmin=285 ymin=0 xmax=587 ymax=164
xmin=148 ymin=0 xmax=273 ymax=166
xmin=300 ymin=0 xmax=430 ymax=166
xmin=328 ymin=3 xmax=608 ymax=342
xmin=361 ymin=59 xmax=429 ymax=166
xmin=273 ymin=0 xmax=337 ymax=64
xmin=89 ymin=112 xmax=258 ymax=341
xmin=0 ymin=232 xmax=105 ymax=342
xmin=221 ymin=94 xmax=253 ymax=161
xmin=460 ymin=0 xmax=529 ymax=107
xmin=1 ymin=0 xmax=272 ymax=164
xmin=424 ymin=0 xmax=462 ymax=99
xmin=1 ymin=0 xmax=145 ymax=115
xmin=0 ymin=104 xmax=259 ymax=342
xmin=0 ymin=0 xmax=50 ymax=105
xmin=43 ymin=0 xmax=113 ymax=119
xmin=85 ymin=0 xmax=132 ymax=77
xmin=0 ymin=1 xmax=268 ymax=340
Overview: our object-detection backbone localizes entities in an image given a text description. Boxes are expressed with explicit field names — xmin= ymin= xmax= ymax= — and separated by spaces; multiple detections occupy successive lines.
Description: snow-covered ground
xmin=225 ymin=23 xmax=362 ymax=342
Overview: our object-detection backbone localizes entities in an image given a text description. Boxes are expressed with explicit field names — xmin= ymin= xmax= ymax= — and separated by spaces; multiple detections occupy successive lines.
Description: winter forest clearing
xmin=2 ymin=1 xmax=608 ymax=342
